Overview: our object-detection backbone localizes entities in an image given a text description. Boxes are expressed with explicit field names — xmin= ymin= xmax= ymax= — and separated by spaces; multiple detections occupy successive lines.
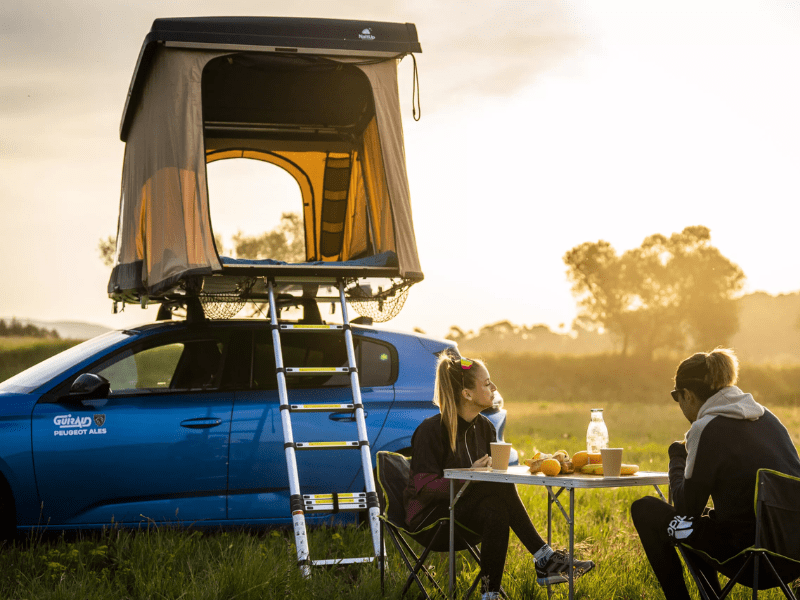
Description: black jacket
xmin=669 ymin=406 xmax=800 ymax=545
xmin=403 ymin=413 xmax=496 ymax=529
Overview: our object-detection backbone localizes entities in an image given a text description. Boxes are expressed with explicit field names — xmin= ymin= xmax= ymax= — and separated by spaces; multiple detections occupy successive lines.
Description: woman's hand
xmin=471 ymin=454 xmax=492 ymax=469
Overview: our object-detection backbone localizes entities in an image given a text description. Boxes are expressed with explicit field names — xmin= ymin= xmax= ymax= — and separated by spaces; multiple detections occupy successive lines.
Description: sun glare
xmin=206 ymin=158 xmax=302 ymax=257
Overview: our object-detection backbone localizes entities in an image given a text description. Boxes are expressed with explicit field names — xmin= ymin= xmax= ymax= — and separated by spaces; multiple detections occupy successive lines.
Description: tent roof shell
xmin=121 ymin=16 xmax=421 ymax=141
xmin=110 ymin=17 xmax=424 ymax=305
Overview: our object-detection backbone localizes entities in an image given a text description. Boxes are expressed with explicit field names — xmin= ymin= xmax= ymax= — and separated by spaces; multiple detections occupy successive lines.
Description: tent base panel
xmin=107 ymin=254 xmax=421 ymax=313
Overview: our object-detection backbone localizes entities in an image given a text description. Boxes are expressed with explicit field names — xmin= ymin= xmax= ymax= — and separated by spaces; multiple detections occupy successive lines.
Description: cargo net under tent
xmin=107 ymin=17 xmax=424 ymax=322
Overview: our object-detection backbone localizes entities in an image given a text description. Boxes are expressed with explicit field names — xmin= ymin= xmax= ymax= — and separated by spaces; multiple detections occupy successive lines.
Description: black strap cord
xmin=411 ymin=53 xmax=421 ymax=121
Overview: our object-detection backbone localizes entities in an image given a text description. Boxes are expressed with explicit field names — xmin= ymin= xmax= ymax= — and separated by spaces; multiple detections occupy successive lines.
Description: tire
xmin=0 ymin=476 xmax=17 ymax=542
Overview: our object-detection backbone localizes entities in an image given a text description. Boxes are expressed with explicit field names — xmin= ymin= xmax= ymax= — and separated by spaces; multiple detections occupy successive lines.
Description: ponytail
xmin=704 ymin=348 xmax=739 ymax=390
xmin=434 ymin=351 xmax=484 ymax=452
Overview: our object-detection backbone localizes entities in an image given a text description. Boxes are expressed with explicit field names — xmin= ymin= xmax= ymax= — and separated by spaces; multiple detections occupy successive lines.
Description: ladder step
xmin=295 ymin=441 xmax=360 ymax=450
xmin=285 ymin=367 xmax=350 ymax=375
xmin=312 ymin=557 xmax=375 ymax=566
xmin=291 ymin=403 xmax=354 ymax=412
xmin=304 ymin=492 xmax=368 ymax=511
xmin=280 ymin=324 xmax=344 ymax=331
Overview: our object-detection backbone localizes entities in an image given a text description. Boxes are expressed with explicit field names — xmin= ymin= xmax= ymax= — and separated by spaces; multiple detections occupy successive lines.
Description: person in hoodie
xmin=404 ymin=351 xmax=594 ymax=599
xmin=631 ymin=348 xmax=800 ymax=599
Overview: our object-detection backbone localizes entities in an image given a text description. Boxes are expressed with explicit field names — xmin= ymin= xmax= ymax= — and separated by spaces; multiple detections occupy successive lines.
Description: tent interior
xmin=204 ymin=53 xmax=385 ymax=266
xmin=108 ymin=20 xmax=423 ymax=321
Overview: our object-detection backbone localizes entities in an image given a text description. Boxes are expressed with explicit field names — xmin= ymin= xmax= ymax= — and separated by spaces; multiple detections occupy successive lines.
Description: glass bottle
xmin=586 ymin=408 xmax=609 ymax=453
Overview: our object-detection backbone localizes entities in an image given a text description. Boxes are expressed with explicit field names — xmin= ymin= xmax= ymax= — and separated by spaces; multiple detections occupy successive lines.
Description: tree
xmin=232 ymin=213 xmax=304 ymax=262
xmin=98 ymin=235 xmax=116 ymax=268
xmin=445 ymin=326 xmax=469 ymax=343
xmin=564 ymin=226 xmax=745 ymax=358
xmin=98 ymin=213 xmax=303 ymax=267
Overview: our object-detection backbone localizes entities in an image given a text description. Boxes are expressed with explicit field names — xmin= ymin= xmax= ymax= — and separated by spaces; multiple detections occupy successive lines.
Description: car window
xmin=251 ymin=331 xmax=395 ymax=390
xmin=91 ymin=339 xmax=225 ymax=393
xmin=0 ymin=331 xmax=134 ymax=394
xmin=358 ymin=338 xmax=395 ymax=387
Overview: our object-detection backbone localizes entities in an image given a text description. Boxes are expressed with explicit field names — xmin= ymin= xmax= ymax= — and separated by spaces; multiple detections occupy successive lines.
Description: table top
xmin=444 ymin=465 xmax=669 ymax=489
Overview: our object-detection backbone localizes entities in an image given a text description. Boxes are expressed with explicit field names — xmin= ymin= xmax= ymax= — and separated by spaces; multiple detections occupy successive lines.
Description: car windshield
xmin=0 ymin=331 xmax=135 ymax=394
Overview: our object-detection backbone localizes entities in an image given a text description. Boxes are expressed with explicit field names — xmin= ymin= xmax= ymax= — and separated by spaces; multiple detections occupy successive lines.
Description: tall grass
xmin=0 ymin=338 xmax=81 ymax=381
xmin=1 ymin=346 xmax=799 ymax=597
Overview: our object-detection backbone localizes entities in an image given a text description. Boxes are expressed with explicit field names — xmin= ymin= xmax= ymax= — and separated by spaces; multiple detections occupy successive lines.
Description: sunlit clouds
xmin=1 ymin=1 xmax=798 ymax=336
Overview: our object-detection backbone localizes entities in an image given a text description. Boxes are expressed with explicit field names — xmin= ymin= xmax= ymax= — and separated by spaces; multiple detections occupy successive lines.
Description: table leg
xmin=449 ymin=479 xmax=455 ymax=600
xmin=569 ymin=488 xmax=575 ymax=600
xmin=547 ymin=486 xmax=553 ymax=599
xmin=654 ymin=483 xmax=667 ymax=502
xmin=547 ymin=487 xmax=552 ymax=547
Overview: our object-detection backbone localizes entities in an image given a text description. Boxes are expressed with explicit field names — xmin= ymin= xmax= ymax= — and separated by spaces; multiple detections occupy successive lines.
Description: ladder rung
xmin=280 ymin=324 xmax=344 ymax=331
xmin=303 ymin=492 xmax=366 ymax=510
xmin=304 ymin=492 xmax=366 ymax=500
xmin=285 ymin=367 xmax=349 ymax=375
xmin=305 ymin=505 xmax=366 ymax=512
xmin=291 ymin=403 xmax=354 ymax=412
xmin=304 ymin=502 xmax=367 ymax=512
xmin=295 ymin=441 xmax=360 ymax=450
xmin=312 ymin=557 xmax=375 ymax=566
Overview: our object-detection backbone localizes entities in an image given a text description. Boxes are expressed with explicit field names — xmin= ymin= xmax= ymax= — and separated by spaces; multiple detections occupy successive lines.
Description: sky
xmin=1 ymin=0 xmax=799 ymax=339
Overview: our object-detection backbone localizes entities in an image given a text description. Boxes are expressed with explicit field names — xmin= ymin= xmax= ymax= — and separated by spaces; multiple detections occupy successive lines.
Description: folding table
xmin=444 ymin=466 xmax=669 ymax=599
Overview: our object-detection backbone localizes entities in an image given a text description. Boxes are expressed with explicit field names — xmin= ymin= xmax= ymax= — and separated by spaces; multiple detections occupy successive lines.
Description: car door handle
xmin=180 ymin=418 xmax=222 ymax=429
xmin=329 ymin=412 xmax=367 ymax=422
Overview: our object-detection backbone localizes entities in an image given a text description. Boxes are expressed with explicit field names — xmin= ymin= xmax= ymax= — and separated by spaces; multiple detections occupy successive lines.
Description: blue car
xmin=0 ymin=319 xmax=515 ymax=535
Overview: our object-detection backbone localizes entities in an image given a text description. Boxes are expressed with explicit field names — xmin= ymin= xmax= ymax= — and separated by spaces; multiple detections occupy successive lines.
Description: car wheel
xmin=0 ymin=477 xmax=16 ymax=542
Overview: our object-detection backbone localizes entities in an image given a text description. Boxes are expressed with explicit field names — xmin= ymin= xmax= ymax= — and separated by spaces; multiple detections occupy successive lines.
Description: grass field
xmin=0 ymin=337 xmax=82 ymax=382
xmin=1 ymin=345 xmax=798 ymax=598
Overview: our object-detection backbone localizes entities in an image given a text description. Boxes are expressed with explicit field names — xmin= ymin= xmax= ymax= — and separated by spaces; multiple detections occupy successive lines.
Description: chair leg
xmin=402 ymin=525 xmax=448 ymax=598
xmin=762 ymin=556 xmax=799 ymax=600
xmin=676 ymin=544 xmax=719 ymax=600
xmin=717 ymin=554 xmax=755 ymax=600
xmin=753 ymin=554 xmax=760 ymax=600
xmin=385 ymin=526 xmax=435 ymax=599
xmin=464 ymin=571 xmax=482 ymax=598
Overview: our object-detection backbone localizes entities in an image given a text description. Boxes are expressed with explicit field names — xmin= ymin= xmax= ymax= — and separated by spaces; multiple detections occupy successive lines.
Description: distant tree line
xmin=0 ymin=318 xmax=60 ymax=339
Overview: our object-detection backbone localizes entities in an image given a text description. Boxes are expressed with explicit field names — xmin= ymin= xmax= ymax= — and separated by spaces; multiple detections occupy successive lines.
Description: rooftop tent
xmin=108 ymin=17 xmax=423 ymax=304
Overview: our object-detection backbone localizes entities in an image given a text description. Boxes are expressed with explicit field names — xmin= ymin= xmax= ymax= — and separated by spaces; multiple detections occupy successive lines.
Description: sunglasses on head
xmin=671 ymin=378 xmax=709 ymax=402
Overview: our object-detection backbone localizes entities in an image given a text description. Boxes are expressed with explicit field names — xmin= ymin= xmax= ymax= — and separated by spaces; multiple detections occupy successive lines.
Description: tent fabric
xmin=110 ymin=48 xmax=227 ymax=297
xmin=355 ymin=60 xmax=419 ymax=279
xmin=109 ymin=45 xmax=422 ymax=300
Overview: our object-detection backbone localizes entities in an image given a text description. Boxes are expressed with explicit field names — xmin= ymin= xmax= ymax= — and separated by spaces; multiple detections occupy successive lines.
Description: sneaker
xmin=536 ymin=549 xmax=595 ymax=587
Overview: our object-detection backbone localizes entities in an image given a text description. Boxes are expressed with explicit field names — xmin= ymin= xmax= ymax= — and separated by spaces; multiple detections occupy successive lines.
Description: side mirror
xmin=69 ymin=373 xmax=111 ymax=400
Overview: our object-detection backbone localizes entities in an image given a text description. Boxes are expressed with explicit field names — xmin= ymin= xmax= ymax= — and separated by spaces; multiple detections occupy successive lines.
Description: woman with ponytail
xmin=631 ymin=348 xmax=800 ymax=599
xmin=403 ymin=351 xmax=594 ymax=599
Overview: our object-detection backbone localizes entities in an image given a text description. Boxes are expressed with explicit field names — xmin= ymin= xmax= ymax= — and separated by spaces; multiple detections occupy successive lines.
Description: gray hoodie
xmin=668 ymin=387 xmax=800 ymax=527
xmin=684 ymin=386 xmax=764 ymax=478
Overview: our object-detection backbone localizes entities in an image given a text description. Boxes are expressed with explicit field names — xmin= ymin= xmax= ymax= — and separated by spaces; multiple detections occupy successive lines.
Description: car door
xmin=31 ymin=328 xmax=234 ymax=526
xmin=227 ymin=328 xmax=396 ymax=522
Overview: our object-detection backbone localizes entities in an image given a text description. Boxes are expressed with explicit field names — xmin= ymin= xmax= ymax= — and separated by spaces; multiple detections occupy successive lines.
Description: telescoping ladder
xmin=267 ymin=278 xmax=382 ymax=576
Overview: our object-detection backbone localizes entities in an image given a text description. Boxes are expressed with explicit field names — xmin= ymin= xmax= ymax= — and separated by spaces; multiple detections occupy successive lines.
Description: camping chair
xmin=675 ymin=469 xmax=800 ymax=600
xmin=375 ymin=451 xmax=507 ymax=599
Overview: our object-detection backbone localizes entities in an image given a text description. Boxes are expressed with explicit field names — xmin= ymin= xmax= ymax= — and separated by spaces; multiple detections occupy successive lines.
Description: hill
xmin=0 ymin=318 xmax=111 ymax=341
